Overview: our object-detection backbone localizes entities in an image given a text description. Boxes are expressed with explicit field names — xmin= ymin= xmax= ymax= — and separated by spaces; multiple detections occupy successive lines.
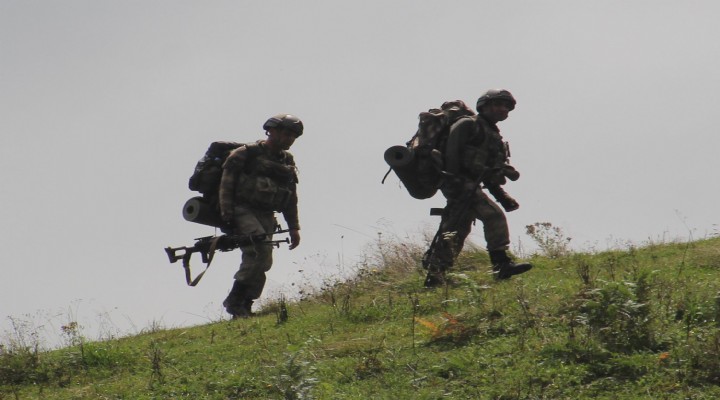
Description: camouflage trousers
xmin=428 ymin=187 xmax=510 ymax=273
xmin=225 ymin=205 xmax=277 ymax=304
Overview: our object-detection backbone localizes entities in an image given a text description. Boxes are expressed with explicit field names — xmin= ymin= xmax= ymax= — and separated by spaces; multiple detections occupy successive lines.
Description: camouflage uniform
xmin=218 ymin=140 xmax=299 ymax=317
xmin=427 ymin=115 xmax=509 ymax=266
xmin=424 ymin=92 xmax=531 ymax=286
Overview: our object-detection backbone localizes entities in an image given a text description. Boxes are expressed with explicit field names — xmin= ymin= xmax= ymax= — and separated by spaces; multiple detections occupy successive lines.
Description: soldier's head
xmin=264 ymin=114 xmax=304 ymax=136
xmin=263 ymin=114 xmax=303 ymax=150
xmin=476 ymin=89 xmax=516 ymax=123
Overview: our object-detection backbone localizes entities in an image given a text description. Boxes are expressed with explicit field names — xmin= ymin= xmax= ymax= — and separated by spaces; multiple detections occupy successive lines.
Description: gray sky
xmin=2 ymin=1 xmax=719 ymax=346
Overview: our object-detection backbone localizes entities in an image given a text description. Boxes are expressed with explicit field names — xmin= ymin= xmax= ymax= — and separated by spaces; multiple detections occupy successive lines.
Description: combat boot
xmin=223 ymin=281 xmax=254 ymax=319
xmin=241 ymin=299 xmax=255 ymax=317
xmin=423 ymin=270 xmax=446 ymax=288
xmin=489 ymin=250 xmax=532 ymax=280
xmin=223 ymin=298 xmax=254 ymax=319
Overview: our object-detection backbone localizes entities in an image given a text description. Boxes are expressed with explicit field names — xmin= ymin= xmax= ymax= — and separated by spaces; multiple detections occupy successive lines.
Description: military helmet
xmin=476 ymin=89 xmax=516 ymax=112
xmin=263 ymin=114 xmax=304 ymax=136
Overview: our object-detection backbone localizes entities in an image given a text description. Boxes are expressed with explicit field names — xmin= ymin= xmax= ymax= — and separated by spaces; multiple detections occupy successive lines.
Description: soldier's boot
xmin=223 ymin=281 xmax=254 ymax=319
xmin=223 ymin=298 xmax=255 ymax=319
xmin=489 ymin=250 xmax=532 ymax=280
xmin=241 ymin=299 xmax=254 ymax=317
xmin=423 ymin=270 xmax=446 ymax=288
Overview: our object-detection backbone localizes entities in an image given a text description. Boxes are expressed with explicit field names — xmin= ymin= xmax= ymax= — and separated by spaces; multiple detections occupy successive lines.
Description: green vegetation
xmin=3 ymin=227 xmax=720 ymax=399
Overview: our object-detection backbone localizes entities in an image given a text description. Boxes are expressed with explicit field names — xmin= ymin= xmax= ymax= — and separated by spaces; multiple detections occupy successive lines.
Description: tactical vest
xmin=233 ymin=142 xmax=298 ymax=212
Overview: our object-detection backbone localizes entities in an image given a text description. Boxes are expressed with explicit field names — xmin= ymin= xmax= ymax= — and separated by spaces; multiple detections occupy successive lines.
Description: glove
xmin=486 ymin=184 xmax=520 ymax=212
xmin=485 ymin=169 xmax=507 ymax=187
xmin=503 ymin=166 xmax=520 ymax=181
xmin=499 ymin=196 xmax=519 ymax=212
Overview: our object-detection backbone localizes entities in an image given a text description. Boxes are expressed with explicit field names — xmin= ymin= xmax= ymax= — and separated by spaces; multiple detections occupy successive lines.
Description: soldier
xmin=218 ymin=114 xmax=303 ymax=318
xmin=424 ymin=89 xmax=532 ymax=287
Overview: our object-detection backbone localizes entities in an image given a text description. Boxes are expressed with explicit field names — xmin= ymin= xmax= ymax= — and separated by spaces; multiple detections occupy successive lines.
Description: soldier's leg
xmin=470 ymin=189 xmax=510 ymax=251
xmin=245 ymin=211 xmax=278 ymax=300
xmin=471 ymin=190 xmax=531 ymax=279
xmin=424 ymin=202 xmax=474 ymax=287
xmin=423 ymin=219 xmax=452 ymax=288
xmin=223 ymin=206 xmax=275 ymax=318
xmin=447 ymin=205 xmax=474 ymax=255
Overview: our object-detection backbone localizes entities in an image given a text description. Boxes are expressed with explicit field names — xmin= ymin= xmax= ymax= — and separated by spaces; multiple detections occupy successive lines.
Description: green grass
xmin=3 ymin=235 xmax=720 ymax=399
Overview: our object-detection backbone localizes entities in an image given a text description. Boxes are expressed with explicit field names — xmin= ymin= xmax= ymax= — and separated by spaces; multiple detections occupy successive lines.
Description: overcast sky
xmin=2 ymin=1 xmax=719 ymax=346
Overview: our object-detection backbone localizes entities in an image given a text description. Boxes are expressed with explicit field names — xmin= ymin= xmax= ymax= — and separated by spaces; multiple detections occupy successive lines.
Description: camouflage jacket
xmin=443 ymin=115 xmax=510 ymax=190
xmin=219 ymin=140 xmax=300 ymax=230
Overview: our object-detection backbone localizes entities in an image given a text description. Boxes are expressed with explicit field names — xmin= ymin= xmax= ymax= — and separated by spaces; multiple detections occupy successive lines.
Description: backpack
xmin=383 ymin=100 xmax=476 ymax=199
xmin=183 ymin=141 xmax=258 ymax=229
xmin=188 ymin=141 xmax=244 ymax=196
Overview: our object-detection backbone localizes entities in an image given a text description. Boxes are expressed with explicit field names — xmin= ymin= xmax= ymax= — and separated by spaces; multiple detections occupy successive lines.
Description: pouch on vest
xmin=237 ymin=174 xmax=292 ymax=211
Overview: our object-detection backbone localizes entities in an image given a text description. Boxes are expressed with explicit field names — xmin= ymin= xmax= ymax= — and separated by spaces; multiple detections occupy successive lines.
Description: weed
xmin=0 ymin=338 xmax=45 ymax=389
xmin=354 ymin=351 xmax=384 ymax=379
xmin=60 ymin=321 xmax=87 ymax=370
xmin=0 ymin=317 xmax=49 ymax=394
xmin=715 ymin=292 xmax=720 ymax=327
xmin=147 ymin=340 xmax=165 ymax=388
xmin=571 ymin=253 xmax=597 ymax=288
xmin=277 ymin=295 xmax=289 ymax=325
xmin=447 ymin=272 xmax=490 ymax=307
xmin=409 ymin=292 xmax=420 ymax=351
xmin=576 ymin=278 xmax=656 ymax=353
xmin=525 ymin=222 xmax=572 ymax=258
xmin=271 ymin=351 xmax=318 ymax=400
xmin=686 ymin=330 xmax=720 ymax=384
xmin=143 ymin=319 xmax=165 ymax=335
xmin=514 ymin=283 xmax=537 ymax=350
xmin=415 ymin=312 xmax=479 ymax=346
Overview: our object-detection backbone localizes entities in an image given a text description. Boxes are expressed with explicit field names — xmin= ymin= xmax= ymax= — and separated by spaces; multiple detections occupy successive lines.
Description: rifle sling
xmin=182 ymin=236 xmax=222 ymax=287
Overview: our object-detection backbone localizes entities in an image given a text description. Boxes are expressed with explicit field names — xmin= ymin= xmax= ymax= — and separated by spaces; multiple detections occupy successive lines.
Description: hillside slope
xmin=2 ymin=236 xmax=720 ymax=399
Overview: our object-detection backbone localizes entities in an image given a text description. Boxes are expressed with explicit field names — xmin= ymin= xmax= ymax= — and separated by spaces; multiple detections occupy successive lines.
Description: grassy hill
xmin=3 ymin=230 xmax=720 ymax=399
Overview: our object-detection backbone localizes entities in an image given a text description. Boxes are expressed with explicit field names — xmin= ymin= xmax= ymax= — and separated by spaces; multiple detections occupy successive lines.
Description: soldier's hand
xmin=486 ymin=171 xmax=507 ymax=187
xmin=503 ymin=166 xmax=520 ymax=181
xmin=500 ymin=196 xmax=520 ymax=212
xmin=288 ymin=229 xmax=301 ymax=250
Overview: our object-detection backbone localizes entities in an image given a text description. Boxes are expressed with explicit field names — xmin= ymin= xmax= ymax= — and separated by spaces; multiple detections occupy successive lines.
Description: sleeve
xmin=444 ymin=117 xmax=483 ymax=178
xmin=218 ymin=146 xmax=249 ymax=218
xmin=282 ymin=191 xmax=300 ymax=230
xmin=281 ymin=152 xmax=300 ymax=230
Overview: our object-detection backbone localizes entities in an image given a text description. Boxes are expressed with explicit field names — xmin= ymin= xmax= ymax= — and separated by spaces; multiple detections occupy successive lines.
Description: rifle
xmin=165 ymin=227 xmax=290 ymax=286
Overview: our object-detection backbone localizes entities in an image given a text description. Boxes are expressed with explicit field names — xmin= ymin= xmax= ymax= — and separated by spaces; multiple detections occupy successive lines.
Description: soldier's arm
xmin=444 ymin=117 xmax=478 ymax=176
xmin=283 ymin=192 xmax=301 ymax=249
xmin=282 ymin=194 xmax=300 ymax=227
xmin=486 ymin=184 xmax=519 ymax=212
xmin=218 ymin=146 xmax=249 ymax=222
xmin=281 ymin=155 xmax=300 ymax=249
xmin=281 ymin=169 xmax=300 ymax=231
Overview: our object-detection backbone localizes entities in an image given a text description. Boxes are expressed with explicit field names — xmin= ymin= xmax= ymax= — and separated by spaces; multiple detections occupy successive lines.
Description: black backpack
xmin=183 ymin=141 xmax=259 ymax=228
xmin=188 ymin=141 xmax=244 ymax=197
xmin=383 ymin=100 xmax=476 ymax=199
